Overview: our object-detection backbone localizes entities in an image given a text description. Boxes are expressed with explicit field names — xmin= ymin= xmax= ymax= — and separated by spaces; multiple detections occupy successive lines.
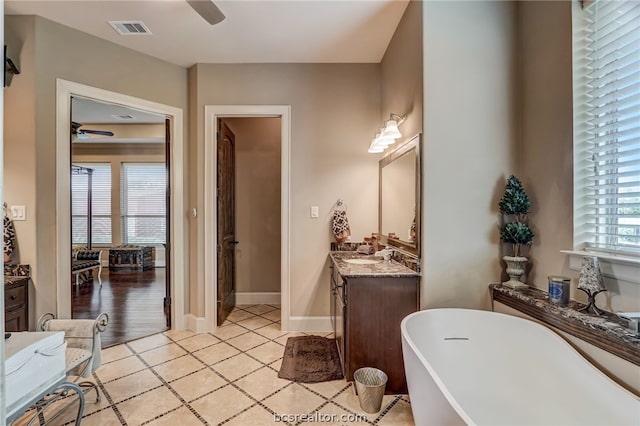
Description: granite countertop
xmin=490 ymin=283 xmax=640 ymax=365
xmin=4 ymin=275 xmax=29 ymax=285
xmin=329 ymin=252 xmax=420 ymax=278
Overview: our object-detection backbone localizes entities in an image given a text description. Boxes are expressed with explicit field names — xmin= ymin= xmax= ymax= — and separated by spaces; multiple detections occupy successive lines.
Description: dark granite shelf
xmin=490 ymin=283 xmax=640 ymax=366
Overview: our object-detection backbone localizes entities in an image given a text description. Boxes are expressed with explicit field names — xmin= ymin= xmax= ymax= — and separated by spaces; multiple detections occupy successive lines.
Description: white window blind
xmin=71 ymin=163 xmax=112 ymax=245
xmin=573 ymin=0 xmax=640 ymax=256
xmin=121 ymin=163 xmax=167 ymax=244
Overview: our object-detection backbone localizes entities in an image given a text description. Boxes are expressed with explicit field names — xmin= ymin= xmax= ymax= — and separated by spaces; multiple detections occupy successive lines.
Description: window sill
xmin=560 ymin=250 xmax=640 ymax=284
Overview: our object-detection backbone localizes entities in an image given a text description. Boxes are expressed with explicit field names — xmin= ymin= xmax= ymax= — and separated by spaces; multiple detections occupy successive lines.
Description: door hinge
xmin=217 ymin=244 xmax=222 ymax=253
xmin=164 ymin=297 xmax=171 ymax=307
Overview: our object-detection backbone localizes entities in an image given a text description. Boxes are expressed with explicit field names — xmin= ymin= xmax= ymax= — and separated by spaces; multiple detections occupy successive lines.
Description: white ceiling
xmin=72 ymin=97 xmax=166 ymax=124
xmin=5 ymin=0 xmax=410 ymax=67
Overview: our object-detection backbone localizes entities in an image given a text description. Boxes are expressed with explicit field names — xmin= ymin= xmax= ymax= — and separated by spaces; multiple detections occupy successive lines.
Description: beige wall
xmin=518 ymin=1 xmax=639 ymax=312
xmin=223 ymin=117 xmax=281 ymax=294
xmin=4 ymin=16 xmax=188 ymax=326
xmin=189 ymin=63 xmax=381 ymax=318
xmin=381 ymin=0 xmax=422 ymax=146
xmin=421 ymin=1 xmax=518 ymax=309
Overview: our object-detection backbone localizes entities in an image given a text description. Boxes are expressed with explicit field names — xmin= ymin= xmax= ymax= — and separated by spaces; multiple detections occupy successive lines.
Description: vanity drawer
xmin=5 ymin=285 xmax=26 ymax=310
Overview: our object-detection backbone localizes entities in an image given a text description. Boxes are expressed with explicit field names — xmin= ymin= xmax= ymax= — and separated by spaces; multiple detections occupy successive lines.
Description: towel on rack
xmin=3 ymin=215 xmax=16 ymax=263
xmin=44 ymin=319 xmax=102 ymax=377
xmin=332 ymin=210 xmax=351 ymax=243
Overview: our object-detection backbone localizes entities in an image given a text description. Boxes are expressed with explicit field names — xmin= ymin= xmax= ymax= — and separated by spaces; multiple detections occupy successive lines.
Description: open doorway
xmin=70 ymin=96 xmax=170 ymax=346
xmin=217 ymin=117 xmax=282 ymax=328
xmin=203 ymin=105 xmax=290 ymax=332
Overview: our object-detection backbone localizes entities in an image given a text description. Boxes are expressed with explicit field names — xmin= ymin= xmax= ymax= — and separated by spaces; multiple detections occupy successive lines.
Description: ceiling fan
xmin=71 ymin=122 xmax=115 ymax=137
xmin=187 ymin=0 xmax=225 ymax=25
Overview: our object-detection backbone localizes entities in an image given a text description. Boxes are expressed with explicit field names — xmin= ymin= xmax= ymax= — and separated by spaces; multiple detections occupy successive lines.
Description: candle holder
xmin=577 ymin=256 xmax=607 ymax=316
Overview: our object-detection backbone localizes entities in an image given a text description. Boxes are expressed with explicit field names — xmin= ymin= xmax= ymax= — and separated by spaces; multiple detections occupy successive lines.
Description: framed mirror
xmin=379 ymin=133 xmax=421 ymax=256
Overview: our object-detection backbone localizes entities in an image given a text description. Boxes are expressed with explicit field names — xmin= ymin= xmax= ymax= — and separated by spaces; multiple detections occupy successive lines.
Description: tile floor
xmin=15 ymin=305 xmax=415 ymax=426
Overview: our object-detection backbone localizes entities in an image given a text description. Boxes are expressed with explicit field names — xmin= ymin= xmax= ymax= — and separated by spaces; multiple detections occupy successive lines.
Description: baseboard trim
xmin=236 ymin=292 xmax=281 ymax=305
xmin=186 ymin=314 xmax=208 ymax=333
xmin=286 ymin=316 xmax=332 ymax=333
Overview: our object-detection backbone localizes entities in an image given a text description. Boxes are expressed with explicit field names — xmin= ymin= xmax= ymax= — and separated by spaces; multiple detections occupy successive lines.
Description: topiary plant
xmin=499 ymin=175 xmax=534 ymax=257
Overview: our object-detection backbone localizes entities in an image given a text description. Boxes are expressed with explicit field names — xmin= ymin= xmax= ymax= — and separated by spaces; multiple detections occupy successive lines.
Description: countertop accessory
xmin=616 ymin=312 xmax=640 ymax=335
xmin=498 ymin=175 xmax=534 ymax=290
xmin=332 ymin=199 xmax=351 ymax=243
xmin=577 ymin=256 xmax=607 ymax=315
xmin=356 ymin=244 xmax=374 ymax=255
xmin=548 ymin=275 xmax=571 ymax=305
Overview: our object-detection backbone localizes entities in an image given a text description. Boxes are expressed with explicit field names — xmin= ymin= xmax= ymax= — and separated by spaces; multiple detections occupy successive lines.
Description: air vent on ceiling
xmin=108 ymin=21 xmax=152 ymax=35
xmin=112 ymin=114 xmax=136 ymax=120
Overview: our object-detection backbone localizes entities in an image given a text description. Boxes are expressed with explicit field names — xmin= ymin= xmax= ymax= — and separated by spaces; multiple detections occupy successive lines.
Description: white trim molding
xmin=186 ymin=314 xmax=208 ymax=333
xmin=236 ymin=292 xmax=281 ymax=305
xmin=561 ymin=250 xmax=640 ymax=284
xmin=56 ymin=79 xmax=186 ymax=329
xmin=287 ymin=316 xmax=332 ymax=333
xmin=204 ymin=105 xmax=291 ymax=333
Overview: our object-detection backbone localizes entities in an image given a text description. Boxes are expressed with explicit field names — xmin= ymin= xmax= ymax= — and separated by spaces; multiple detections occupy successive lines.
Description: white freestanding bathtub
xmin=401 ymin=308 xmax=640 ymax=425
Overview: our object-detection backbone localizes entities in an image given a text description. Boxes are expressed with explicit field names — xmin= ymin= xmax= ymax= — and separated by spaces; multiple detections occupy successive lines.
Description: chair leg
xmin=78 ymin=380 xmax=100 ymax=403
xmin=97 ymin=264 xmax=102 ymax=286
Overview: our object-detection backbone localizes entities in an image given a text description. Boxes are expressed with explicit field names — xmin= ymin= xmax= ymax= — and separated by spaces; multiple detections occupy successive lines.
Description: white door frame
xmin=204 ymin=105 xmax=291 ymax=332
xmin=56 ymin=79 xmax=186 ymax=329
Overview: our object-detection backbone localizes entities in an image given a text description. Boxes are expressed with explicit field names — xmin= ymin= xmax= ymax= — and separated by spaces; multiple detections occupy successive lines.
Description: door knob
xmin=231 ymin=241 xmax=240 ymax=245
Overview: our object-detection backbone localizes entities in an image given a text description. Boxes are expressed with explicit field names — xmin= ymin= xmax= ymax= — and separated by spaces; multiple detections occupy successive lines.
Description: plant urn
xmin=502 ymin=255 xmax=528 ymax=290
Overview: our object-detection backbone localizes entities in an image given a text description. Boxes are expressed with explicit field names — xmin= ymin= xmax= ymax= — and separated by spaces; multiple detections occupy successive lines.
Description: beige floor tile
xmin=245 ymin=305 xmax=278 ymax=315
xmin=226 ymin=309 xmax=256 ymax=322
xmin=236 ymin=316 xmax=274 ymax=330
xmin=147 ymin=406 xmax=203 ymax=426
xmin=189 ymin=385 xmax=254 ymax=425
xmin=94 ymin=355 xmax=147 ymax=383
xmin=260 ymin=309 xmax=282 ymax=322
xmin=236 ymin=304 xmax=256 ymax=309
xmin=178 ymin=333 xmax=220 ymax=352
xmin=301 ymin=380 xmax=351 ymax=399
xmin=254 ymin=323 xmax=288 ymax=340
xmin=377 ymin=399 xmax=415 ymax=425
xmin=213 ymin=323 xmax=249 ymax=340
xmin=127 ymin=333 xmax=171 ymax=353
xmin=269 ymin=358 xmax=283 ymax=371
xmin=262 ymin=383 xmax=326 ymax=416
xmin=245 ymin=341 xmax=286 ymax=364
xmin=101 ymin=344 xmax=134 ymax=364
xmin=138 ymin=342 xmax=188 ymax=366
xmin=226 ymin=404 xmax=279 ymax=426
xmin=211 ymin=353 xmax=263 ymax=381
xmin=333 ymin=386 xmax=396 ymax=422
xmin=83 ymin=386 xmax=113 ymax=415
xmin=193 ymin=341 xmax=241 ymax=365
xmin=152 ymin=354 xmax=205 ymax=382
xmin=226 ymin=331 xmax=270 ymax=351
xmin=117 ymin=386 xmax=182 ymax=425
xmin=164 ymin=328 xmax=197 ymax=341
xmin=103 ymin=369 xmax=163 ymax=403
xmin=171 ymin=368 xmax=228 ymax=402
xmin=234 ymin=367 xmax=290 ymax=401
xmin=81 ymin=407 xmax=123 ymax=426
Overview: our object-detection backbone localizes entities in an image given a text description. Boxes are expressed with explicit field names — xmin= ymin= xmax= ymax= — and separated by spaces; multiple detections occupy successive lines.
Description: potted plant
xmin=499 ymin=175 xmax=534 ymax=289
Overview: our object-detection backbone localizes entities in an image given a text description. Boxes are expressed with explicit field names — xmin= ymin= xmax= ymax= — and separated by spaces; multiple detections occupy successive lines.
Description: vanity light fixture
xmin=368 ymin=113 xmax=406 ymax=154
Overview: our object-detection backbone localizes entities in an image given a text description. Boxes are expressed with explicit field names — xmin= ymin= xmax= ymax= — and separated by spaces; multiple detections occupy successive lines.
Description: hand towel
xmin=332 ymin=210 xmax=351 ymax=243
xmin=356 ymin=244 xmax=375 ymax=255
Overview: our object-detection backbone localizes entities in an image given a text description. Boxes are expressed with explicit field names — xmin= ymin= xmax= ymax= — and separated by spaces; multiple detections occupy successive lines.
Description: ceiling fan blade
xmin=81 ymin=129 xmax=115 ymax=137
xmin=187 ymin=0 xmax=225 ymax=25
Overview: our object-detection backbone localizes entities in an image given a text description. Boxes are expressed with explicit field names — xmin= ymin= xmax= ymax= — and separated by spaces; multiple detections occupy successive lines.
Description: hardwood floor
xmin=72 ymin=268 xmax=168 ymax=347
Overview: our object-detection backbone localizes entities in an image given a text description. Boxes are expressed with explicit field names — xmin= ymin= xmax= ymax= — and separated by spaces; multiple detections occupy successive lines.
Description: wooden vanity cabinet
xmin=5 ymin=277 xmax=29 ymax=332
xmin=330 ymin=263 xmax=419 ymax=394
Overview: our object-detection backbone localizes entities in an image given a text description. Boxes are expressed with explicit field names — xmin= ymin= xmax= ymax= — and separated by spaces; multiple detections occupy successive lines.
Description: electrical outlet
xmin=310 ymin=206 xmax=319 ymax=218
xmin=10 ymin=205 xmax=26 ymax=221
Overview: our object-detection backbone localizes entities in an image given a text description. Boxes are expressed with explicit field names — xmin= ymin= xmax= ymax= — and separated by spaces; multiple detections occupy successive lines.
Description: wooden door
xmin=217 ymin=120 xmax=237 ymax=325
xmin=164 ymin=118 xmax=172 ymax=328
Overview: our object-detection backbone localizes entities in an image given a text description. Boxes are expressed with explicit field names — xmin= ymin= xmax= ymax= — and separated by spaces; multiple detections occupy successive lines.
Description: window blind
xmin=121 ymin=163 xmax=167 ymax=244
xmin=71 ymin=163 xmax=112 ymax=245
xmin=574 ymin=0 xmax=640 ymax=256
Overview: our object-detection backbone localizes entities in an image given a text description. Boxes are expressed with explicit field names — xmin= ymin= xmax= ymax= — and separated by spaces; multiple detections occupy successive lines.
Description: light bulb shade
xmin=368 ymin=145 xmax=384 ymax=153
xmin=382 ymin=120 xmax=402 ymax=139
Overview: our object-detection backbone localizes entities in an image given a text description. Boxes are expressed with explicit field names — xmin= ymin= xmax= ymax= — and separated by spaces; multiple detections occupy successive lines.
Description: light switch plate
xmin=310 ymin=206 xmax=319 ymax=218
xmin=10 ymin=205 xmax=26 ymax=221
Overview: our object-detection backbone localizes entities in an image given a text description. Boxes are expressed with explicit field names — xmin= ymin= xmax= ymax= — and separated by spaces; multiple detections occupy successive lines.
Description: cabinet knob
xmin=9 ymin=295 xmax=17 ymax=300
